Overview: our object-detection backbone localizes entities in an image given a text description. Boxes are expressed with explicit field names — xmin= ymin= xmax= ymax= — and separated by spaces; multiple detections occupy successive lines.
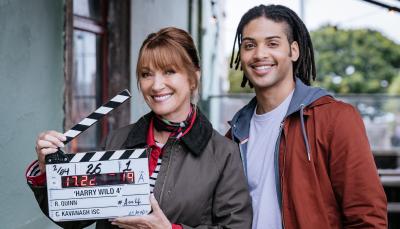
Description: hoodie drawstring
xmin=300 ymin=104 xmax=311 ymax=161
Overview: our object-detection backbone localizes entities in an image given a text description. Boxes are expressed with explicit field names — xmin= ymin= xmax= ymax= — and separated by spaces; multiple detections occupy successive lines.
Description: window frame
xmin=64 ymin=0 xmax=109 ymax=152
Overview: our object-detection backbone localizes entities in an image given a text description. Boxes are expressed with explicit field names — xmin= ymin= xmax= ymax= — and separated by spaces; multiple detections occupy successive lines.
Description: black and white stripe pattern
xmin=149 ymin=157 xmax=162 ymax=193
xmin=70 ymin=149 xmax=147 ymax=162
xmin=63 ymin=90 xmax=131 ymax=144
xmin=46 ymin=149 xmax=147 ymax=164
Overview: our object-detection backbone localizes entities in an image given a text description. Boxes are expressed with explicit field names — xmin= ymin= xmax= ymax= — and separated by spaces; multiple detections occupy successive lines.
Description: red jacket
xmin=228 ymin=79 xmax=387 ymax=228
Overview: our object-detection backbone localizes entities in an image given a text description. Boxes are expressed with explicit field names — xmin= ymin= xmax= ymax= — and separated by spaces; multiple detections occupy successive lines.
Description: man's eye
xmin=244 ymin=43 xmax=255 ymax=49
xmin=268 ymin=42 xmax=279 ymax=47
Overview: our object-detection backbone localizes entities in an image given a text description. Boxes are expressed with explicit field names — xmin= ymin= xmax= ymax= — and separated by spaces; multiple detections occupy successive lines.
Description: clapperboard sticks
xmin=64 ymin=89 xmax=131 ymax=144
xmin=67 ymin=148 xmax=148 ymax=164
xmin=46 ymin=89 xmax=134 ymax=164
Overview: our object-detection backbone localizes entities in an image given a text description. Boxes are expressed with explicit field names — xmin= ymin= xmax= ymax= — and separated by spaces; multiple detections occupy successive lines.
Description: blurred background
xmin=0 ymin=0 xmax=399 ymax=228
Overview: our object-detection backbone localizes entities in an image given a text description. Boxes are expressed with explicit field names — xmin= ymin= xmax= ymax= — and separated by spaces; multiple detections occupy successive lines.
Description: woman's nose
xmin=151 ymin=74 xmax=165 ymax=91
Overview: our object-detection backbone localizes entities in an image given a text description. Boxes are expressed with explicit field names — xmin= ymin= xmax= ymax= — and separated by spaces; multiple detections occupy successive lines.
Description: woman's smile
xmin=152 ymin=93 xmax=172 ymax=102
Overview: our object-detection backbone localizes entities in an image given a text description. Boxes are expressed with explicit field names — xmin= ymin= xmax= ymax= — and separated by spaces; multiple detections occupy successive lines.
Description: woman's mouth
xmin=152 ymin=94 xmax=172 ymax=102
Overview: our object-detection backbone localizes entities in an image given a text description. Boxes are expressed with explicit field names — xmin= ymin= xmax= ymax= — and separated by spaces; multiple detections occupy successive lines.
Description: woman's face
xmin=139 ymin=66 xmax=195 ymax=122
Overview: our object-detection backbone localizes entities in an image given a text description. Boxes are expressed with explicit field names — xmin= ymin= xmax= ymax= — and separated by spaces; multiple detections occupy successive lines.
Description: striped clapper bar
xmin=45 ymin=90 xmax=151 ymax=221
xmin=63 ymin=89 xmax=131 ymax=144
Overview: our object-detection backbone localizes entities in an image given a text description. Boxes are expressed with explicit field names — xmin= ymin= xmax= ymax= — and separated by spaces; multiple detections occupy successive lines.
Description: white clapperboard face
xmin=45 ymin=90 xmax=151 ymax=221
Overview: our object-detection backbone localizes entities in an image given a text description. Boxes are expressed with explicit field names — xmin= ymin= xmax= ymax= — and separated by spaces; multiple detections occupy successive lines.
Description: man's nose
xmin=254 ymin=45 xmax=269 ymax=59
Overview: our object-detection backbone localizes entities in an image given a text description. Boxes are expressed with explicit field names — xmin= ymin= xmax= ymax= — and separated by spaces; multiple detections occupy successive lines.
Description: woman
xmin=27 ymin=27 xmax=252 ymax=229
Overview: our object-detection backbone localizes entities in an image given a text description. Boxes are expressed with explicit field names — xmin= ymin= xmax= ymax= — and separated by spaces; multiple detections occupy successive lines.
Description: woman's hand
xmin=111 ymin=194 xmax=172 ymax=229
xmin=35 ymin=130 xmax=66 ymax=173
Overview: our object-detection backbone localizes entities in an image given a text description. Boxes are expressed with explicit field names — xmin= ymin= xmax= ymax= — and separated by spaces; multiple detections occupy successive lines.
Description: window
xmin=64 ymin=0 xmax=130 ymax=152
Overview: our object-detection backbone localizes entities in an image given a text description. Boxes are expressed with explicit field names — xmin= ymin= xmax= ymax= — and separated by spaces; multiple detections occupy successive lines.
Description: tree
xmin=312 ymin=25 xmax=400 ymax=94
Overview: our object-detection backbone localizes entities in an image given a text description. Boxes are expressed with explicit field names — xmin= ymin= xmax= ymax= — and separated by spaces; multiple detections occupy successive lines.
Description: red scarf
xmin=146 ymin=108 xmax=197 ymax=176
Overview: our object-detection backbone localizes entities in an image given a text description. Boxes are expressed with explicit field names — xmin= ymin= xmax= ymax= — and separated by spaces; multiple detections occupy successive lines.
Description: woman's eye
xmin=165 ymin=70 xmax=176 ymax=75
xmin=141 ymin=72 xmax=151 ymax=78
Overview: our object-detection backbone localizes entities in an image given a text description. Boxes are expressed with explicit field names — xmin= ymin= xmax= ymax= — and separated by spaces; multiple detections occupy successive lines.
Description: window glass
xmin=70 ymin=30 xmax=102 ymax=151
xmin=73 ymin=0 xmax=102 ymax=21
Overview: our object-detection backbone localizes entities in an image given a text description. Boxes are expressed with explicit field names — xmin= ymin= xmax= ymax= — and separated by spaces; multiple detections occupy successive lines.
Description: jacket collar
xmin=124 ymin=109 xmax=213 ymax=156
xmin=229 ymin=77 xmax=331 ymax=141
xmin=286 ymin=77 xmax=331 ymax=116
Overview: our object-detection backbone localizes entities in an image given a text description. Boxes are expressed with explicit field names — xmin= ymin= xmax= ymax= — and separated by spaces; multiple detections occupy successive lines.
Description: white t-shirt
xmin=247 ymin=91 xmax=294 ymax=229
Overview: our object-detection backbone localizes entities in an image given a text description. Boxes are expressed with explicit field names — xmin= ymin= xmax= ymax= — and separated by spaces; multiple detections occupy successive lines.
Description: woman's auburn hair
xmin=136 ymin=27 xmax=201 ymax=97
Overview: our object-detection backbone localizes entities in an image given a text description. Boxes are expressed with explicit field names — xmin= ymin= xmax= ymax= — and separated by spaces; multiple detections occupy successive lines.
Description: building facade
xmin=0 ymin=0 xmax=225 ymax=228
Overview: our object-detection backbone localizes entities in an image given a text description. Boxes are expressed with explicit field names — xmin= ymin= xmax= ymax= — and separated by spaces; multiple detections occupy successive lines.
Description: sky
xmin=223 ymin=0 xmax=400 ymax=55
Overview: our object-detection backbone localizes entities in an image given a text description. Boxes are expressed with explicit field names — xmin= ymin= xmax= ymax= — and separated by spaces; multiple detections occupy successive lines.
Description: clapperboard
xmin=45 ymin=90 xmax=151 ymax=221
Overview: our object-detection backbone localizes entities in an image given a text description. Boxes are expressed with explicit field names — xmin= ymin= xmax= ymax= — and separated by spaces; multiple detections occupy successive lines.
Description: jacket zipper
xmin=159 ymin=141 xmax=175 ymax=205
xmin=280 ymin=121 xmax=287 ymax=229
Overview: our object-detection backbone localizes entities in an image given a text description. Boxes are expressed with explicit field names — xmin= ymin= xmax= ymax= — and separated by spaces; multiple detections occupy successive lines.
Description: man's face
xmin=240 ymin=17 xmax=299 ymax=92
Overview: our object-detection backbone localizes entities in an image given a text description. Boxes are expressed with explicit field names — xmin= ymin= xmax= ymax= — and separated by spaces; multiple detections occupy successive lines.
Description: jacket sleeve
xmin=27 ymin=182 xmax=95 ymax=229
xmin=328 ymin=104 xmax=387 ymax=228
xmin=180 ymin=140 xmax=252 ymax=229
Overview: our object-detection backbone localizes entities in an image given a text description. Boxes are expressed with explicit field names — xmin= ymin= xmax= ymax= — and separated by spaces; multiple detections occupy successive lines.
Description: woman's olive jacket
xmin=29 ymin=110 xmax=252 ymax=229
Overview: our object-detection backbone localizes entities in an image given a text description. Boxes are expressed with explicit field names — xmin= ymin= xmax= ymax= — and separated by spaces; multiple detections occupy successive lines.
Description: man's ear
xmin=290 ymin=41 xmax=300 ymax=62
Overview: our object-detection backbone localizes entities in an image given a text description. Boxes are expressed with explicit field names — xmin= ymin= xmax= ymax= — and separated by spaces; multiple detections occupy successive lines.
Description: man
xmin=228 ymin=4 xmax=387 ymax=229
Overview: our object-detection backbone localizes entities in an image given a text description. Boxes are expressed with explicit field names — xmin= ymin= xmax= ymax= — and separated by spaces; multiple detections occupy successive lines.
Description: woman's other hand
xmin=111 ymin=194 xmax=172 ymax=229
xmin=35 ymin=130 xmax=66 ymax=173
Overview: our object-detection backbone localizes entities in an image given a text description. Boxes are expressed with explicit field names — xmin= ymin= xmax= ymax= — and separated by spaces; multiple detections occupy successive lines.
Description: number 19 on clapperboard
xmin=45 ymin=90 xmax=151 ymax=221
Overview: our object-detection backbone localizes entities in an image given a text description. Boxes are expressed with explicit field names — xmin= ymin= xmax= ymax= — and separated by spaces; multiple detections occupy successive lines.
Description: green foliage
xmin=228 ymin=67 xmax=254 ymax=93
xmin=311 ymin=25 xmax=400 ymax=94
xmin=388 ymin=73 xmax=400 ymax=95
